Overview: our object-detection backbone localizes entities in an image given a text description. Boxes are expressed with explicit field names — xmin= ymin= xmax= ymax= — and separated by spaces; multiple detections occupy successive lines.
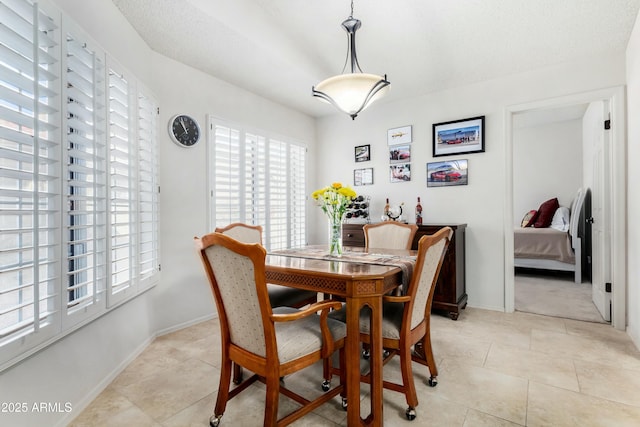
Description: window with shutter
xmin=209 ymin=118 xmax=306 ymax=250
xmin=62 ymin=24 xmax=107 ymax=326
xmin=0 ymin=0 xmax=61 ymax=362
xmin=137 ymin=89 xmax=159 ymax=289
xmin=107 ymin=65 xmax=136 ymax=305
xmin=0 ymin=0 xmax=160 ymax=370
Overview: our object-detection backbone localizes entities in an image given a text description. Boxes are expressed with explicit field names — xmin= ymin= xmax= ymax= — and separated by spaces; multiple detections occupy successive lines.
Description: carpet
xmin=515 ymin=269 xmax=607 ymax=323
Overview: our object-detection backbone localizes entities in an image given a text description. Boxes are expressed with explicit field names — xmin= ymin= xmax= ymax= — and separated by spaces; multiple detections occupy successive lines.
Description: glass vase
xmin=328 ymin=218 xmax=343 ymax=257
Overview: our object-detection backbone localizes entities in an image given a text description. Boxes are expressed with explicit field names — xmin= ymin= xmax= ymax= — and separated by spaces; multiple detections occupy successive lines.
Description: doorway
xmin=504 ymin=87 xmax=627 ymax=330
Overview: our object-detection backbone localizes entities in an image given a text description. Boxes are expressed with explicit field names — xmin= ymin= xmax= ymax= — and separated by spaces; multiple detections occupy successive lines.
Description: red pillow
xmin=521 ymin=210 xmax=538 ymax=227
xmin=533 ymin=198 xmax=559 ymax=228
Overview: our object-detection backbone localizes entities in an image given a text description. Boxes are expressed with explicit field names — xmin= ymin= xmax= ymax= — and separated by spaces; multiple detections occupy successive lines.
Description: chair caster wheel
xmin=383 ymin=349 xmax=390 ymax=358
xmin=210 ymin=415 xmax=222 ymax=426
xmin=321 ymin=379 xmax=330 ymax=392
xmin=341 ymin=398 xmax=348 ymax=410
xmin=405 ymin=407 xmax=416 ymax=420
xmin=362 ymin=349 xmax=370 ymax=359
xmin=428 ymin=376 xmax=438 ymax=387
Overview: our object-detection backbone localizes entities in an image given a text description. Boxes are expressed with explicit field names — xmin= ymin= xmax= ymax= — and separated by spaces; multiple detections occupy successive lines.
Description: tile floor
xmin=69 ymin=308 xmax=640 ymax=426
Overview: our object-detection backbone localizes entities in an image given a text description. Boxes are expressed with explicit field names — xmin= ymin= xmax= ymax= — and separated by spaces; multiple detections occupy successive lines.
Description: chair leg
xmin=213 ymin=355 xmax=233 ymax=422
xmin=339 ymin=347 xmax=348 ymax=410
xmin=322 ymin=356 xmax=332 ymax=391
xmin=399 ymin=343 xmax=418 ymax=412
xmin=232 ymin=362 xmax=243 ymax=384
xmin=415 ymin=331 xmax=438 ymax=386
xmin=264 ymin=374 xmax=280 ymax=426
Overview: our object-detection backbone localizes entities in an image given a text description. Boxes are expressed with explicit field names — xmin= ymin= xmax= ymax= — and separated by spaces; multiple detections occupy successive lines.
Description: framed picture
xmin=427 ymin=159 xmax=468 ymax=187
xmin=389 ymin=162 xmax=411 ymax=183
xmin=354 ymin=168 xmax=374 ymax=186
xmin=432 ymin=116 xmax=484 ymax=157
xmin=389 ymin=144 xmax=411 ymax=164
xmin=387 ymin=125 xmax=412 ymax=145
xmin=354 ymin=144 xmax=370 ymax=162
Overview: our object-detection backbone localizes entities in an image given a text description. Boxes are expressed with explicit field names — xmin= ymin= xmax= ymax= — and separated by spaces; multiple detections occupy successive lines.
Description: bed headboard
xmin=569 ymin=188 xmax=585 ymax=239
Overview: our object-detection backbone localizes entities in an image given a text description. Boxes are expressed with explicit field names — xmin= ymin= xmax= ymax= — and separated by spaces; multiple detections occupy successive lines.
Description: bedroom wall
xmin=314 ymin=54 xmax=626 ymax=312
xmin=512 ymin=119 xmax=583 ymax=226
xmin=626 ymin=10 xmax=640 ymax=348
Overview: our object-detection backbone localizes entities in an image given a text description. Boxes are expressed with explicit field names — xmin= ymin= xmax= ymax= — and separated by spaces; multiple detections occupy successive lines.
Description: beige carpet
xmin=515 ymin=269 xmax=607 ymax=323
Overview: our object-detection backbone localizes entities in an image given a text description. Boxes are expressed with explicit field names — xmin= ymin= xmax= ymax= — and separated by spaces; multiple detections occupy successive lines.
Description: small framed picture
xmin=387 ymin=125 xmax=412 ymax=145
xmin=389 ymin=163 xmax=411 ymax=183
xmin=354 ymin=144 xmax=370 ymax=162
xmin=354 ymin=168 xmax=374 ymax=186
xmin=389 ymin=144 xmax=411 ymax=164
xmin=433 ymin=116 xmax=484 ymax=157
xmin=427 ymin=159 xmax=468 ymax=187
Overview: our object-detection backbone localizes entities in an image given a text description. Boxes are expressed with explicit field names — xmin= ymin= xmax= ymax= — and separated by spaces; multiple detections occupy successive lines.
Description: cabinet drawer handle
xmin=347 ymin=233 xmax=353 ymax=237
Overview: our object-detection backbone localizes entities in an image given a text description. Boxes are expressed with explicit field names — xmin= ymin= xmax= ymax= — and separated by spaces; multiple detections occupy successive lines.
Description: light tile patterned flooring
xmin=69 ymin=308 xmax=640 ymax=426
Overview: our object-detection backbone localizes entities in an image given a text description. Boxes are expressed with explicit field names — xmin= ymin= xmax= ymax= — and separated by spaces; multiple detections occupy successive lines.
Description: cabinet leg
xmin=448 ymin=311 xmax=459 ymax=320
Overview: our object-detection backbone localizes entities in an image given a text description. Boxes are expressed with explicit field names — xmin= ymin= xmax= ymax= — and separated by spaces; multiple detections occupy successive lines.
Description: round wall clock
xmin=169 ymin=114 xmax=201 ymax=147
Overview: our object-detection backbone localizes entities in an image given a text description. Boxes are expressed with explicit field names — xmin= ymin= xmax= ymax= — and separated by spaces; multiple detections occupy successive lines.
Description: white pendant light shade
xmin=312 ymin=1 xmax=389 ymax=120
xmin=313 ymin=73 xmax=389 ymax=118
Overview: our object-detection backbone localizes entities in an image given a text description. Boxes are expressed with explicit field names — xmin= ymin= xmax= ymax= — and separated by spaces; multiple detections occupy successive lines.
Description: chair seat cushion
xmin=267 ymin=284 xmax=316 ymax=307
xmin=328 ymin=302 xmax=404 ymax=340
xmin=274 ymin=307 xmax=347 ymax=363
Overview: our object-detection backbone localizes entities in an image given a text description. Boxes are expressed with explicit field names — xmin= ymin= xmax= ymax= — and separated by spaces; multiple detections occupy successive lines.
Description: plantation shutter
xmin=244 ymin=132 xmax=266 ymax=227
xmin=212 ymin=123 xmax=241 ymax=227
xmin=0 ymin=0 xmax=61 ymax=359
xmin=62 ymin=23 xmax=107 ymax=326
xmin=289 ymin=143 xmax=306 ymax=247
xmin=267 ymin=139 xmax=287 ymax=250
xmin=107 ymin=64 xmax=136 ymax=305
xmin=137 ymin=90 xmax=159 ymax=288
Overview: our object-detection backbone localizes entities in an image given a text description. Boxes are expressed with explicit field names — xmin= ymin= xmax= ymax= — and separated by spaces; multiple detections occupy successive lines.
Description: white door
xmin=585 ymin=101 xmax=611 ymax=321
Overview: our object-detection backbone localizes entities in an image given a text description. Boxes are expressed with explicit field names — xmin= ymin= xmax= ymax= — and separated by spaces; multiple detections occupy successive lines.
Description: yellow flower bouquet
xmin=312 ymin=182 xmax=357 ymax=256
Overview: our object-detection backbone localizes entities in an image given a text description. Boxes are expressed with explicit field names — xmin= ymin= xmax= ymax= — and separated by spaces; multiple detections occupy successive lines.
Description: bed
xmin=514 ymin=188 xmax=586 ymax=283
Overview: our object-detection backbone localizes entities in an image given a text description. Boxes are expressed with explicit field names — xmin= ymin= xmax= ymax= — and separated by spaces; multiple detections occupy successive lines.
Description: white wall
xmin=0 ymin=1 xmax=316 ymax=427
xmin=626 ymin=11 xmax=640 ymax=348
xmin=513 ymin=119 xmax=583 ymax=226
xmin=315 ymin=54 xmax=626 ymax=312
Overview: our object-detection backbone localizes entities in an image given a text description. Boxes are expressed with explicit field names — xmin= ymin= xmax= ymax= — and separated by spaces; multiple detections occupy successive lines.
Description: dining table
xmin=265 ymin=245 xmax=417 ymax=426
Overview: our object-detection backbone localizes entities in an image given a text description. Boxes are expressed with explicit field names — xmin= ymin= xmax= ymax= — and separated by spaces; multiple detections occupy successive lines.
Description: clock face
xmin=169 ymin=114 xmax=200 ymax=147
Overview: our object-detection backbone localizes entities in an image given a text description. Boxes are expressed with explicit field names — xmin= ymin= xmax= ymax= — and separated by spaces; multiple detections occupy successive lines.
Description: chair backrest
xmin=406 ymin=227 xmax=453 ymax=330
xmin=195 ymin=233 xmax=271 ymax=357
xmin=363 ymin=222 xmax=418 ymax=250
xmin=215 ymin=222 xmax=263 ymax=244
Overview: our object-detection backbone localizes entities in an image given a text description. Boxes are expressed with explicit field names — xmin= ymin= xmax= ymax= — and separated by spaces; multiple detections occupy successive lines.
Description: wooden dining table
xmin=265 ymin=246 xmax=416 ymax=426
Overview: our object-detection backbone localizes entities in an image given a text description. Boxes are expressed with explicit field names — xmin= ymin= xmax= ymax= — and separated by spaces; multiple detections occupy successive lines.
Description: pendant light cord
xmin=350 ymin=0 xmax=354 ymax=18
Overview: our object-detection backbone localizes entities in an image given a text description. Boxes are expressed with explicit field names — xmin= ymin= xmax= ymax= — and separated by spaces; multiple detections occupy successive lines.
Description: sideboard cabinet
xmin=343 ymin=223 xmax=467 ymax=320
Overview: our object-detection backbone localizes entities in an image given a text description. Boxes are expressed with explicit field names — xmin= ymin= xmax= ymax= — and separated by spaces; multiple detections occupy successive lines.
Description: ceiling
xmin=111 ymin=0 xmax=640 ymax=119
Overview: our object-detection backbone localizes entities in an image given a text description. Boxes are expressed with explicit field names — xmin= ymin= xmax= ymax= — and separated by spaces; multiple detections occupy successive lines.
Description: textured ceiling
xmin=112 ymin=0 xmax=640 ymax=118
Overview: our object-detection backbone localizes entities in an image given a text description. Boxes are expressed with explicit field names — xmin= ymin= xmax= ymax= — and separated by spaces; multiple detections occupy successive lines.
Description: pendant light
xmin=312 ymin=0 xmax=390 ymax=120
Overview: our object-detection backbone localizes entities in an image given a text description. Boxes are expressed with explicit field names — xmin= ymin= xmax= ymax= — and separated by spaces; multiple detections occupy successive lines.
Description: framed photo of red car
xmin=427 ymin=159 xmax=468 ymax=187
xmin=432 ymin=116 xmax=484 ymax=157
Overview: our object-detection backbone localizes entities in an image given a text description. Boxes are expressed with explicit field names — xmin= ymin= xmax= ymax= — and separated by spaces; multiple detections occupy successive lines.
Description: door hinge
xmin=605 ymin=282 xmax=612 ymax=293
xmin=157 ymin=107 xmax=160 ymax=115
xmin=604 ymin=119 xmax=611 ymax=130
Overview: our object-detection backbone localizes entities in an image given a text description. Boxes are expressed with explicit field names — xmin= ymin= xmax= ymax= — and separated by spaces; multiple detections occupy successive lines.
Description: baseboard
xmin=627 ymin=324 xmax=640 ymax=352
xmin=155 ymin=313 xmax=217 ymax=337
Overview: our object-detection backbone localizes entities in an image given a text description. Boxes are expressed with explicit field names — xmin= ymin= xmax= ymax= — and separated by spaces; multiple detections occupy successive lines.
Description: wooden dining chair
xmin=330 ymin=227 xmax=452 ymax=421
xmin=215 ymin=223 xmax=317 ymax=308
xmin=215 ymin=223 xmax=318 ymax=384
xmin=363 ymin=222 xmax=418 ymax=250
xmin=195 ymin=233 xmax=347 ymax=427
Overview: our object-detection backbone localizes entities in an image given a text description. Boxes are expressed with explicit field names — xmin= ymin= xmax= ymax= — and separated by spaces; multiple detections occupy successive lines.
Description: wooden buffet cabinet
xmin=343 ymin=223 xmax=467 ymax=320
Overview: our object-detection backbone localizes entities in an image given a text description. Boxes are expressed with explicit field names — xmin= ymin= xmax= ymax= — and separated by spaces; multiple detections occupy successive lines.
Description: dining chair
xmin=363 ymin=221 xmax=418 ymax=250
xmin=215 ymin=223 xmax=317 ymax=308
xmin=331 ymin=226 xmax=453 ymax=421
xmin=195 ymin=233 xmax=347 ymax=427
xmin=215 ymin=222 xmax=318 ymax=384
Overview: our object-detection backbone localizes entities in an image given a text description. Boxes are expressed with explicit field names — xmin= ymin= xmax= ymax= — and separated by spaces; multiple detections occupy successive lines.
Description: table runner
xmin=270 ymin=247 xmax=416 ymax=290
